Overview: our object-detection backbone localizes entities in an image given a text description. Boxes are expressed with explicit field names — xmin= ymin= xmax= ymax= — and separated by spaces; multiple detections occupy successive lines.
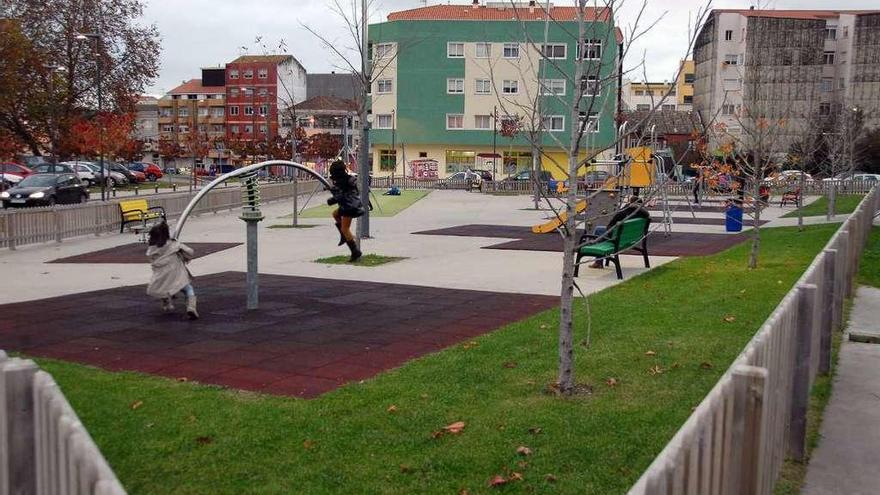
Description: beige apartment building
xmin=157 ymin=68 xmax=228 ymax=168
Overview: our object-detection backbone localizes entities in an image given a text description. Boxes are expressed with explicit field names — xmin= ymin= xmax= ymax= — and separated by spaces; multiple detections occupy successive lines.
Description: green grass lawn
xmin=282 ymin=190 xmax=429 ymax=219
xmin=782 ymin=194 xmax=865 ymax=218
xmin=315 ymin=254 xmax=408 ymax=266
xmin=857 ymin=227 xmax=880 ymax=288
xmin=35 ymin=224 xmax=840 ymax=494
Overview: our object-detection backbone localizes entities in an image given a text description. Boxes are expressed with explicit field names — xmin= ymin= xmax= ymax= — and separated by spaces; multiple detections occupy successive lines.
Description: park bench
xmin=574 ymin=217 xmax=651 ymax=280
xmin=780 ymin=187 xmax=801 ymax=207
xmin=119 ymin=198 xmax=166 ymax=240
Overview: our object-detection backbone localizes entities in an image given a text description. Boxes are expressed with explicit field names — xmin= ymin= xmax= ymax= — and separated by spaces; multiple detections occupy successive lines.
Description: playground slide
xmin=531 ymin=200 xmax=587 ymax=234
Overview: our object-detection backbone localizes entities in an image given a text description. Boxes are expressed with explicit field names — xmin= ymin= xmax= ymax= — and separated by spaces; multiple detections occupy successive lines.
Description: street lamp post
xmin=391 ymin=109 xmax=396 ymax=184
xmin=43 ymin=65 xmax=67 ymax=164
xmin=75 ymin=29 xmax=105 ymax=200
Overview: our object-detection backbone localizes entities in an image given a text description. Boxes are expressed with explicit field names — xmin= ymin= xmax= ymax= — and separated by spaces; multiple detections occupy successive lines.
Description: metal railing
xmin=0 ymin=352 xmax=126 ymax=494
xmin=0 ymin=180 xmax=321 ymax=250
xmin=627 ymin=186 xmax=878 ymax=494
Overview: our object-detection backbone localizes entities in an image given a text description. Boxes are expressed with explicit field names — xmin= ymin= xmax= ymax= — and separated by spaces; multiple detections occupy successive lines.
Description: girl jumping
xmin=327 ymin=159 xmax=365 ymax=262
xmin=146 ymin=222 xmax=199 ymax=319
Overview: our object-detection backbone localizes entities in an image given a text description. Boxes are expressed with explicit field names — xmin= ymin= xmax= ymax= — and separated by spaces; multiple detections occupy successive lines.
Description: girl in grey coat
xmin=146 ymin=222 xmax=198 ymax=319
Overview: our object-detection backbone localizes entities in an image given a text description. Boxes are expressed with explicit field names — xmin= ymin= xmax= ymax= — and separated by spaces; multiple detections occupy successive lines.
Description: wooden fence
xmin=0 ymin=352 xmax=126 ymax=494
xmin=0 ymin=180 xmax=321 ymax=250
xmin=627 ymin=185 xmax=879 ymax=495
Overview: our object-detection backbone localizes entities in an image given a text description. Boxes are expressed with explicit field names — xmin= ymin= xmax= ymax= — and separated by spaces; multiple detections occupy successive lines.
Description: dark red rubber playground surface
xmin=0 ymin=272 xmax=556 ymax=398
xmin=413 ymin=225 xmax=750 ymax=256
xmin=48 ymin=242 xmax=242 ymax=264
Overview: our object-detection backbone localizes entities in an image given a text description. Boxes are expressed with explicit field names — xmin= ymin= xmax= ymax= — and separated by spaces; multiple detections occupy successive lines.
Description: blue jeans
xmin=590 ymin=226 xmax=608 ymax=264
xmin=181 ymin=284 xmax=195 ymax=298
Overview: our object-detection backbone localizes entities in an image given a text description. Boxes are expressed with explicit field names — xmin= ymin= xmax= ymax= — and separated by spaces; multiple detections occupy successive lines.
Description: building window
xmin=542 ymin=43 xmax=567 ymax=59
xmin=823 ymin=51 xmax=835 ymax=65
xmin=379 ymin=149 xmax=397 ymax=171
xmin=475 ymin=42 xmax=491 ymax=58
xmin=446 ymin=114 xmax=464 ymax=129
xmin=825 ymin=27 xmax=837 ymax=40
xmin=244 ymin=69 xmax=253 ymax=79
xmin=502 ymin=80 xmax=519 ymax=94
xmin=244 ymin=125 xmax=253 ymax=134
xmin=684 ymin=73 xmax=695 ymax=84
xmin=842 ymin=26 xmax=849 ymax=38
xmin=839 ymin=78 xmax=845 ymax=90
xmin=259 ymin=105 xmax=268 ymax=116
xmin=447 ymin=42 xmax=464 ymax=58
xmin=662 ymin=104 xmax=675 ymax=111
xmin=258 ymin=68 xmax=268 ymax=79
xmin=581 ymin=75 xmax=600 ymax=96
xmin=178 ymin=125 xmax=189 ymax=133
xmin=197 ymin=124 xmax=207 ymax=132
xmin=230 ymin=88 xmax=240 ymax=98
xmin=198 ymin=107 xmax=209 ymax=117
xmin=578 ymin=112 xmax=599 ymax=132
xmin=582 ymin=39 xmax=602 ymax=60
xmin=445 ymin=150 xmax=475 ymax=173
xmin=244 ymin=106 xmax=254 ymax=116
xmin=723 ymin=78 xmax=741 ymax=91
xmin=503 ymin=43 xmax=519 ymax=59
xmin=474 ymin=115 xmax=491 ymax=129
xmin=542 ymin=115 xmax=564 ymax=132
xmin=377 ymin=79 xmax=393 ymax=94
xmin=819 ymin=102 xmax=832 ymax=115
xmin=178 ymin=108 xmax=189 ymax=117
xmin=162 ymin=124 xmax=174 ymax=132
xmin=540 ymin=79 xmax=565 ymax=96
xmin=636 ymin=104 xmax=651 ymax=111
xmin=475 ymin=79 xmax=491 ymax=95
xmin=258 ymin=88 xmax=268 ymax=97
xmin=229 ymin=70 xmax=239 ymax=80
xmin=502 ymin=151 xmax=532 ymax=174
xmin=230 ymin=125 xmax=239 ymax=133
xmin=259 ymin=124 xmax=267 ymax=133
xmin=724 ymin=30 xmax=733 ymax=41
xmin=724 ymin=54 xmax=740 ymax=65
xmin=721 ymin=104 xmax=736 ymax=115
xmin=229 ymin=106 xmax=239 ymax=116
xmin=447 ymin=78 xmax=465 ymax=94
xmin=243 ymin=88 xmax=254 ymax=97
xmin=683 ymin=95 xmax=693 ymax=104
xmin=160 ymin=108 xmax=172 ymax=117
xmin=212 ymin=124 xmax=224 ymax=132
xmin=375 ymin=114 xmax=393 ymax=129
xmin=634 ymin=90 xmax=644 ymax=96
xmin=820 ymin=78 xmax=834 ymax=93
xmin=374 ymin=43 xmax=393 ymax=59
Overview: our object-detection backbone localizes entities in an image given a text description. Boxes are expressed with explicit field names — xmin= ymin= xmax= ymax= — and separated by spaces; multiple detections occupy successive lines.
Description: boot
xmin=346 ymin=239 xmax=362 ymax=263
xmin=334 ymin=223 xmax=345 ymax=246
xmin=186 ymin=295 xmax=199 ymax=320
xmin=161 ymin=298 xmax=175 ymax=313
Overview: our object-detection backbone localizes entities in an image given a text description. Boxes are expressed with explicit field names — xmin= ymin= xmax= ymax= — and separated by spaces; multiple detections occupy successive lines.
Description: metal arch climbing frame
xmin=172 ymin=160 xmax=332 ymax=239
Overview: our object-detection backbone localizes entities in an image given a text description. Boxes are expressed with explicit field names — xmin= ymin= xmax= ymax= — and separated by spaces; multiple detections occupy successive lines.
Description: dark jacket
xmin=600 ymin=205 xmax=650 ymax=240
xmin=327 ymin=175 xmax=365 ymax=218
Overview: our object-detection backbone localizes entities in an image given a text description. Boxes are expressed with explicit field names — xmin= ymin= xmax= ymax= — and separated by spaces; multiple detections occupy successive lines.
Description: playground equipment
xmin=531 ymin=200 xmax=587 ymax=234
xmin=531 ymin=190 xmax=619 ymax=234
xmin=173 ymin=160 xmax=332 ymax=310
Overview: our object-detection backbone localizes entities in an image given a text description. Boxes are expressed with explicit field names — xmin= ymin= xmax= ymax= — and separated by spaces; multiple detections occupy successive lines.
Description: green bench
xmin=575 ymin=217 xmax=651 ymax=280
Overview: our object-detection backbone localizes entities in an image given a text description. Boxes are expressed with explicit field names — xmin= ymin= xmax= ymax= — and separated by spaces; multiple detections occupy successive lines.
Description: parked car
xmin=1 ymin=173 xmax=89 ymax=208
xmin=765 ymin=170 xmax=812 ymax=183
xmin=0 ymin=163 xmax=33 ymax=180
xmin=441 ymin=171 xmax=483 ymax=190
xmin=16 ymin=156 xmax=48 ymax=169
xmin=505 ymin=170 xmax=553 ymax=182
xmin=1 ymin=173 xmax=23 ymax=191
xmin=73 ymin=162 xmax=127 ymax=187
xmin=31 ymin=163 xmax=76 ymax=175
xmin=107 ymin=163 xmax=140 ymax=183
xmin=125 ymin=162 xmax=164 ymax=181
xmin=70 ymin=163 xmax=97 ymax=186
xmin=470 ymin=169 xmax=494 ymax=181
xmin=580 ymin=170 xmax=610 ymax=187
xmin=129 ymin=170 xmax=146 ymax=183
xmin=822 ymin=172 xmax=880 ymax=182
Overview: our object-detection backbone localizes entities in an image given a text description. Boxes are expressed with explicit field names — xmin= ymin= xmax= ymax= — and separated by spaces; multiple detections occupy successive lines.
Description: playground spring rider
xmin=240 ymin=172 xmax=264 ymax=310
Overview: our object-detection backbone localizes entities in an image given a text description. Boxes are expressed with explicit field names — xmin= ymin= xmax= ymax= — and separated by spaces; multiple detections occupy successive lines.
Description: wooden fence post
xmin=53 ymin=208 xmax=62 ymax=244
xmin=833 ymin=234 xmax=847 ymax=329
xmin=820 ymin=250 xmax=836 ymax=374
xmin=6 ymin=214 xmax=15 ymax=251
xmin=789 ymin=284 xmax=816 ymax=462
xmin=0 ymin=358 xmax=38 ymax=495
xmin=728 ymin=365 xmax=768 ymax=495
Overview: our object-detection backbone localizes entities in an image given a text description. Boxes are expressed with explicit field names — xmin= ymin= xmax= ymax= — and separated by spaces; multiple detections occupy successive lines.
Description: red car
xmin=125 ymin=162 xmax=164 ymax=182
xmin=130 ymin=170 xmax=146 ymax=183
xmin=0 ymin=163 xmax=33 ymax=179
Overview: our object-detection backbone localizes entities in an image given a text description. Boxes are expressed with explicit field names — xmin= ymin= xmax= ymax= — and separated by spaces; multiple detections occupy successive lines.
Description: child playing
xmin=146 ymin=222 xmax=199 ymax=319
xmin=327 ymin=159 xmax=365 ymax=262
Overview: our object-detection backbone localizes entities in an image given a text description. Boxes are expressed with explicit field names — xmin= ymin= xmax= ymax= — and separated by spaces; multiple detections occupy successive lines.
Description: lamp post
xmin=240 ymin=86 xmax=257 ymax=164
xmin=43 ymin=65 xmax=67 ymax=164
xmin=75 ymin=30 xmax=105 ymax=200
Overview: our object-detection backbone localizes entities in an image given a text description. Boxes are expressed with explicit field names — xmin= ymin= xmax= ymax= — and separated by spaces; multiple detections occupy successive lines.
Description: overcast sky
xmin=142 ymin=0 xmax=878 ymax=95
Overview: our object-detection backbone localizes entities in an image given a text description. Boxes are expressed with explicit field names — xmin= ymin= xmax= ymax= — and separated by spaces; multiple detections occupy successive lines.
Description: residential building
xmin=133 ymin=95 xmax=159 ymax=162
xmin=693 ymin=9 xmax=880 ymax=150
xmin=675 ymin=60 xmax=695 ymax=111
xmin=157 ymin=68 xmax=227 ymax=169
xmin=622 ymin=80 xmax=678 ymax=112
xmin=368 ymin=1 xmax=622 ymax=179
xmin=224 ymin=54 xmax=307 ymax=156
xmin=294 ymin=96 xmax=361 ymax=153
xmin=306 ymin=72 xmax=360 ymax=101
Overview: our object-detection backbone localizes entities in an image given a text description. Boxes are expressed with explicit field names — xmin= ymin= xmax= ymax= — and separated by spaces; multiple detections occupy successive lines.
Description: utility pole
xmin=532 ymin=0 xmax=551 ymax=210
xmin=357 ymin=0 xmax=371 ymax=241
xmin=493 ymin=105 xmax=498 ymax=179
xmin=391 ymin=109 xmax=396 ymax=184
xmin=291 ymin=105 xmax=299 ymax=226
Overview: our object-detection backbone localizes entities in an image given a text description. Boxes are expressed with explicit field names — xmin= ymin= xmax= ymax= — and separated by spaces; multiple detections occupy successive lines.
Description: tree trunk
xmin=748 ymin=180 xmax=762 ymax=269
xmin=797 ymin=169 xmax=805 ymax=231
xmin=557 ymin=196 xmax=577 ymax=394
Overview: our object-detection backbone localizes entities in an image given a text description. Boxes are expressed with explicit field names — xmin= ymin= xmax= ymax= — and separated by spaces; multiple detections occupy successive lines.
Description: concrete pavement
xmin=802 ymin=286 xmax=880 ymax=495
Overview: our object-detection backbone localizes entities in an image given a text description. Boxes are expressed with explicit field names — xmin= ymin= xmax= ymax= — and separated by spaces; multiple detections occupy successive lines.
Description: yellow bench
xmin=119 ymin=199 xmax=166 ymax=237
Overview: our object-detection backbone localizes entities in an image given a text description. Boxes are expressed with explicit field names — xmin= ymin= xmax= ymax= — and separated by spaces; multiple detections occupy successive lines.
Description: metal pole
xmin=493 ymin=105 xmax=498 ymax=178
xmin=357 ymin=0 xmax=371 ymax=241
xmin=244 ymin=216 xmax=261 ymax=309
xmin=391 ymin=109 xmax=396 ymax=184
xmin=291 ymin=107 xmax=298 ymax=226
xmin=532 ymin=0 xmax=551 ymax=209
xmin=96 ymin=33 xmax=105 ymax=201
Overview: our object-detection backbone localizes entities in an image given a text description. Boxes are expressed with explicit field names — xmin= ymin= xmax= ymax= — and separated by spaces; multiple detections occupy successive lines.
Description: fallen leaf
xmin=517 ymin=460 xmax=529 ymax=469
xmin=700 ymin=362 xmax=714 ymax=370
xmin=488 ymin=475 xmax=507 ymax=487
xmin=195 ymin=436 xmax=213 ymax=445
xmin=303 ymin=439 xmax=315 ymax=450
xmin=528 ymin=427 xmax=543 ymax=435
xmin=431 ymin=430 xmax=444 ymax=439
xmin=420 ymin=394 xmax=429 ymax=400
xmin=545 ymin=474 xmax=558 ymax=483
xmin=458 ymin=490 xmax=469 ymax=495
xmin=387 ymin=405 xmax=398 ymax=413
xmin=516 ymin=446 xmax=533 ymax=456
xmin=145 ymin=422 xmax=155 ymax=429
xmin=502 ymin=362 xmax=518 ymax=369
xmin=444 ymin=421 xmax=466 ymax=434
xmin=723 ymin=315 xmax=737 ymax=323
xmin=671 ymin=362 xmax=681 ymax=369
xmin=649 ymin=365 xmax=664 ymax=376
xmin=645 ymin=350 xmax=656 ymax=356
xmin=510 ymin=472 xmax=524 ymax=481
xmin=399 ymin=464 xmax=412 ymax=473
xmin=540 ymin=324 xmax=548 ymax=329
xmin=462 ymin=341 xmax=480 ymax=350
xmin=606 ymin=377 xmax=619 ymax=387
xmin=176 ymin=377 xmax=189 ymax=382
xmin=130 ymin=400 xmax=143 ymax=410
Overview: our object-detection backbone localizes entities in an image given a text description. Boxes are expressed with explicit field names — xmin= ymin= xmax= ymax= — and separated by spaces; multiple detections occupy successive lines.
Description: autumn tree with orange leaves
xmin=64 ymin=112 xmax=140 ymax=161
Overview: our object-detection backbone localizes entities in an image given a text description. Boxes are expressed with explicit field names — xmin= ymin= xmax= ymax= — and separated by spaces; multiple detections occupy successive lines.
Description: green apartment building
xmin=368 ymin=1 xmax=621 ymax=179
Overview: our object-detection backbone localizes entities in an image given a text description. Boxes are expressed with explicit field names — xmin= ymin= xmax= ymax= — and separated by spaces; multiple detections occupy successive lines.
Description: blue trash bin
xmin=725 ymin=203 xmax=743 ymax=232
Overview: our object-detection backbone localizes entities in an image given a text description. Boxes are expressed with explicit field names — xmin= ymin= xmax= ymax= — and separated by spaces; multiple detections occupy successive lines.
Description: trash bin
xmin=725 ymin=203 xmax=743 ymax=232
